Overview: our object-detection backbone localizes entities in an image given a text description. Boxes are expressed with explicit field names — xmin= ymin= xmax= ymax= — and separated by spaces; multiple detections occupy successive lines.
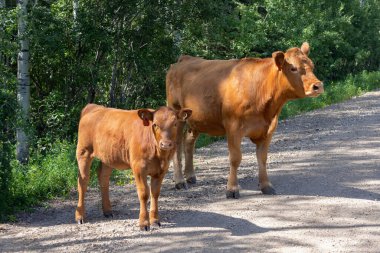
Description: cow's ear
xmin=301 ymin=42 xmax=310 ymax=56
xmin=137 ymin=109 xmax=153 ymax=126
xmin=272 ymin=51 xmax=285 ymax=71
xmin=177 ymin=108 xmax=192 ymax=121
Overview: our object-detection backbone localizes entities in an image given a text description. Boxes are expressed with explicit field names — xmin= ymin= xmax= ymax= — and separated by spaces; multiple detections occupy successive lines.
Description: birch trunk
xmin=0 ymin=0 xmax=5 ymax=63
xmin=16 ymin=0 xmax=30 ymax=164
xmin=73 ymin=0 xmax=78 ymax=21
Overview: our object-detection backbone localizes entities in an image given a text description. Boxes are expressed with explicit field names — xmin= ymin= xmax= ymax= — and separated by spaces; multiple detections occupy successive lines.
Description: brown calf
xmin=75 ymin=104 xmax=191 ymax=230
xmin=166 ymin=42 xmax=323 ymax=198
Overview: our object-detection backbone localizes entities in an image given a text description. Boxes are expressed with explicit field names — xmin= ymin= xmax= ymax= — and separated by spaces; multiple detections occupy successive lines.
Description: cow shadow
xmin=11 ymin=195 xmax=267 ymax=237
xmin=160 ymin=209 xmax=268 ymax=236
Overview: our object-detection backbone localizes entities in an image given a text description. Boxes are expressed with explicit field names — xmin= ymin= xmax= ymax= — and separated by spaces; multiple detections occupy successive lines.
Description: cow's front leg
xmin=149 ymin=174 xmax=165 ymax=228
xmin=255 ymin=136 xmax=276 ymax=195
xmin=133 ymin=170 xmax=150 ymax=231
xmin=97 ymin=163 xmax=113 ymax=218
xmin=173 ymin=120 xmax=187 ymax=189
xmin=226 ymin=133 xmax=243 ymax=199
xmin=184 ymin=128 xmax=199 ymax=185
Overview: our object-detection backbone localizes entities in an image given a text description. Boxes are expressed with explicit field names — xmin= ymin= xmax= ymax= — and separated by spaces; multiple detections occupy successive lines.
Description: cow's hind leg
xmin=173 ymin=120 xmax=187 ymax=189
xmin=149 ymin=174 xmax=165 ymax=228
xmin=97 ymin=163 xmax=113 ymax=218
xmin=254 ymin=137 xmax=276 ymax=195
xmin=75 ymin=149 xmax=93 ymax=224
xmin=184 ymin=128 xmax=199 ymax=185
xmin=226 ymin=134 xmax=243 ymax=199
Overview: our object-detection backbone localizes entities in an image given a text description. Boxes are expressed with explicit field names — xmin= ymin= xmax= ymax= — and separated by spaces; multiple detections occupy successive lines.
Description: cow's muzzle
xmin=159 ymin=140 xmax=174 ymax=150
xmin=307 ymin=82 xmax=324 ymax=97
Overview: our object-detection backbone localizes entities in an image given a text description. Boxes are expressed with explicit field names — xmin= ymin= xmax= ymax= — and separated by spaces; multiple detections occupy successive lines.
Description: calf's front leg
xmin=133 ymin=169 xmax=150 ymax=231
xmin=150 ymin=174 xmax=165 ymax=227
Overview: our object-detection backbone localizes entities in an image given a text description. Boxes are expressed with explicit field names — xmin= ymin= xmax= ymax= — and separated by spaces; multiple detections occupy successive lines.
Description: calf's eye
xmin=291 ymin=67 xmax=297 ymax=72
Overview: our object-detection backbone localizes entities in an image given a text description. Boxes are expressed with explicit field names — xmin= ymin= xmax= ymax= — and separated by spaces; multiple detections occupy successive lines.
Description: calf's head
xmin=273 ymin=42 xmax=324 ymax=98
xmin=138 ymin=107 xmax=192 ymax=151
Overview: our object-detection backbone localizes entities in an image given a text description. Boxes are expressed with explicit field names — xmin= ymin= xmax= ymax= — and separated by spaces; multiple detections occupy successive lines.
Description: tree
xmin=16 ymin=0 xmax=30 ymax=164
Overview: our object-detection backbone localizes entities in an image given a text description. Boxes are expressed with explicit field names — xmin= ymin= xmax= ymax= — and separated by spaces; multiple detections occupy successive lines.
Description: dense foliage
xmin=0 ymin=0 xmax=379 ymax=220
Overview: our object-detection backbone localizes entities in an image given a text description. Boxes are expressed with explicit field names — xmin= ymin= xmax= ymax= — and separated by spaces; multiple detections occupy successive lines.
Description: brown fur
xmin=166 ymin=42 xmax=323 ymax=195
xmin=75 ymin=104 xmax=191 ymax=230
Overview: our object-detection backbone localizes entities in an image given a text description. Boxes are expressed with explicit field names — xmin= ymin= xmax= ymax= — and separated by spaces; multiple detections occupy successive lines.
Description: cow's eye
xmin=174 ymin=123 xmax=177 ymax=127
xmin=291 ymin=66 xmax=298 ymax=72
xmin=153 ymin=123 xmax=158 ymax=129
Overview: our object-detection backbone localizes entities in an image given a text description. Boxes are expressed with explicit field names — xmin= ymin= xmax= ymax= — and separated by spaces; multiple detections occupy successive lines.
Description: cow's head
xmin=273 ymin=42 xmax=324 ymax=98
xmin=137 ymin=107 xmax=192 ymax=151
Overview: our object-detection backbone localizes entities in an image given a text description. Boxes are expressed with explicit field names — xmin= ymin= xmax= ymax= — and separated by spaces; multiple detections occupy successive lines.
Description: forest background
xmin=1 ymin=0 xmax=379 ymax=221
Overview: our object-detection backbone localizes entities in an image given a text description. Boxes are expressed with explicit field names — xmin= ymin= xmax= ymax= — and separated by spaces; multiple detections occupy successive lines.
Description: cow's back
xmin=166 ymin=56 xmax=259 ymax=135
xmin=167 ymin=56 xmax=233 ymax=135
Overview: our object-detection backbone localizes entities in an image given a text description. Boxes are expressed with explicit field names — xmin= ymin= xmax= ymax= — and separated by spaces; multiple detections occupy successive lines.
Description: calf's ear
xmin=177 ymin=108 xmax=192 ymax=121
xmin=301 ymin=42 xmax=310 ymax=56
xmin=272 ymin=51 xmax=285 ymax=71
xmin=137 ymin=109 xmax=154 ymax=126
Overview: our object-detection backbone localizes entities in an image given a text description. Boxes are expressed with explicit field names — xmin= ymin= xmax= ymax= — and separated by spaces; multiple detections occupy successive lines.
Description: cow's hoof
xmin=261 ymin=185 xmax=276 ymax=195
xmin=103 ymin=212 xmax=113 ymax=218
xmin=77 ymin=219 xmax=83 ymax=224
xmin=175 ymin=182 xmax=188 ymax=190
xmin=186 ymin=176 xmax=197 ymax=185
xmin=140 ymin=225 xmax=150 ymax=231
xmin=226 ymin=190 xmax=240 ymax=199
xmin=151 ymin=221 xmax=161 ymax=228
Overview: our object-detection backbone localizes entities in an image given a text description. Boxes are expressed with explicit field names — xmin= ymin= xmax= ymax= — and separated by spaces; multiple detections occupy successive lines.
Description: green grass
xmin=196 ymin=134 xmax=224 ymax=148
xmin=8 ymin=141 xmax=78 ymax=212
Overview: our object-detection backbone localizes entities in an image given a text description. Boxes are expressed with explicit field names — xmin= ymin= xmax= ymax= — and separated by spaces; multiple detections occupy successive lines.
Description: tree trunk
xmin=0 ymin=0 xmax=5 ymax=64
xmin=109 ymin=18 xmax=123 ymax=107
xmin=73 ymin=0 xmax=78 ymax=22
xmin=16 ymin=0 xmax=30 ymax=164
xmin=109 ymin=59 xmax=118 ymax=107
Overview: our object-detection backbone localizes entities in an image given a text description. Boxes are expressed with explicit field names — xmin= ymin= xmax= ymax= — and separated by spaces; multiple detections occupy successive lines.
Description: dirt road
xmin=1 ymin=91 xmax=380 ymax=253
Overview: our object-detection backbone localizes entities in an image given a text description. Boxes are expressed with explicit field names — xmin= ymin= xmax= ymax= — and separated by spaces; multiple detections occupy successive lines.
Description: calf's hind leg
xmin=75 ymin=150 xmax=93 ymax=224
xmin=97 ymin=163 xmax=113 ymax=217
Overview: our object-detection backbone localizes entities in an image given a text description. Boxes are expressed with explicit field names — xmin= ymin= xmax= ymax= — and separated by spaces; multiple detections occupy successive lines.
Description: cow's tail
xmin=80 ymin=104 xmax=103 ymax=118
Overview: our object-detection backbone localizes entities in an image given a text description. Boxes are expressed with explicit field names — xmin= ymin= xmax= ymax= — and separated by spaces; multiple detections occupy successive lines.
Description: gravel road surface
xmin=1 ymin=91 xmax=380 ymax=253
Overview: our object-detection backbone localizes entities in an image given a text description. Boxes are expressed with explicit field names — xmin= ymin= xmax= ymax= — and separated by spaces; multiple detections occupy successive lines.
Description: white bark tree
xmin=73 ymin=0 xmax=78 ymax=34
xmin=0 ymin=0 xmax=5 ymax=64
xmin=16 ymin=0 xmax=30 ymax=164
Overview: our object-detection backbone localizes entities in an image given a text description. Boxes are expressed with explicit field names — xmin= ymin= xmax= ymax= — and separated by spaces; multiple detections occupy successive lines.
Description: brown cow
xmin=166 ymin=42 xmax=323 ymax=198
xmin=75 ymin=104 xmax=191 ymax=230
